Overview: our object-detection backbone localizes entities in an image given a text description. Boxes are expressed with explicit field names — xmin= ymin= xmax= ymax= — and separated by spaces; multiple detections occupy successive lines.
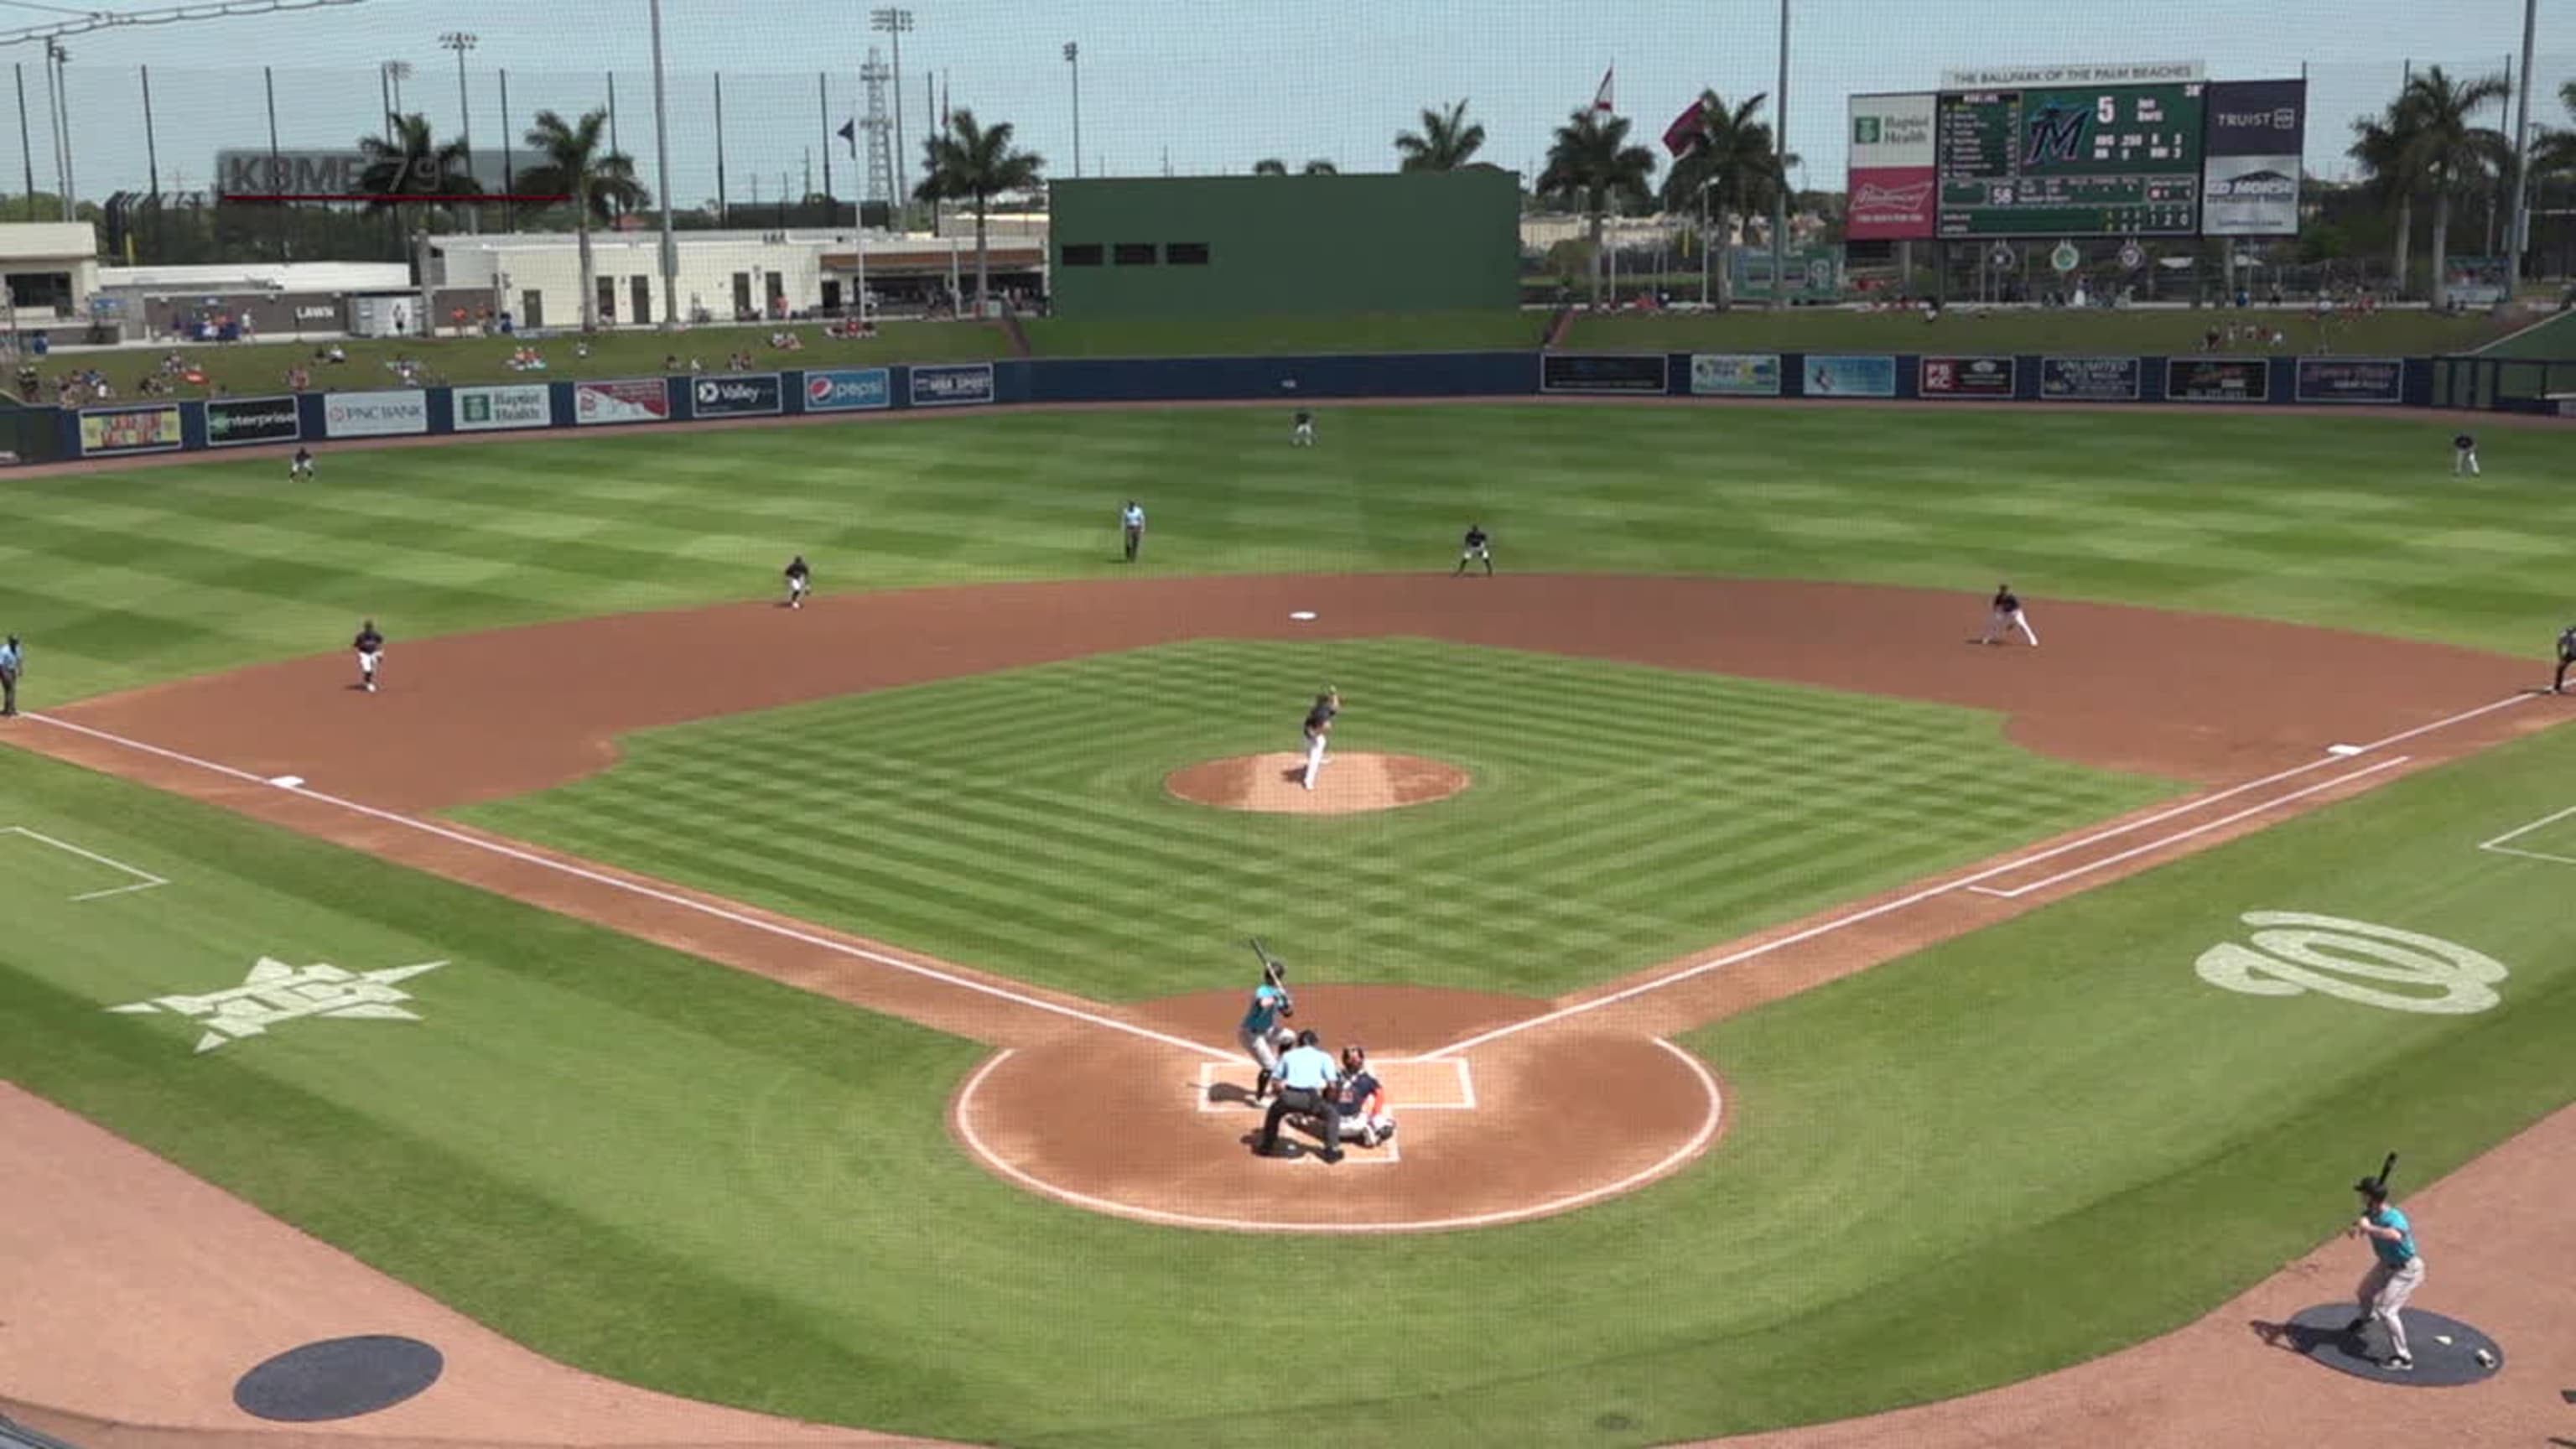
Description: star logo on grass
xmin=106 ymin=957 xmax=449 ymax=1054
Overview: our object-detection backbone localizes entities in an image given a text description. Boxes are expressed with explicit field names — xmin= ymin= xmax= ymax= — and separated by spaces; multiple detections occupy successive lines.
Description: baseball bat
xmin=2376 ymin=1150 xmax=2398 ymax=1192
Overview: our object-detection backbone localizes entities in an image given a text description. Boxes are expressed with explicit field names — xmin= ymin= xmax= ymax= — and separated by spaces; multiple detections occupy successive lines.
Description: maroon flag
xmin=1663 ymin=99 xmax=1704 ymax=157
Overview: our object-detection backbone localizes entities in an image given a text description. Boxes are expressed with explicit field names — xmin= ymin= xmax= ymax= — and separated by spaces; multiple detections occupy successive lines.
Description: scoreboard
xmin=1935 ymin=82 xmax=2205 ymax=237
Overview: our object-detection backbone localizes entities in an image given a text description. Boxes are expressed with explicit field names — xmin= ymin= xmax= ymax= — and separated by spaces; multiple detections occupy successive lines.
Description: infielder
xmin=2345 ymin=1173 xmax=2424 ymax=1371
xmin=289 ymin=445 xmax=314 ymax=481
xmin=1301 ymin=686 xmax=1340 ymax=791
xmin=2453 ymin=431 xmax=2480 ymax=477
xmin=0 ymin=632 xmax=21 ymax=717
xmin=1453 ymin=523 xmax=1493 ymax=577
xmin=783 ymin=553 xmax=812 ymax=609
xmin=1237 ymin=962 xmax=1296 ymax=1104
xmin=1978 ymin=584 xmax=2038 ymax=647
xmin=351 ymin=618 xmax=385 ymax=693
xmin=1291 ymin=408 xmax=1316 ymax=447
xmin=2553 ymin=622 xmax=2575 ymax=694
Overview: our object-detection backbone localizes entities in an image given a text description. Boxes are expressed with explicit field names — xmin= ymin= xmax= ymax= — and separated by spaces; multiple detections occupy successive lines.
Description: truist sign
xmin=1846 ymin=92 xmax=1936 ymax=240
xmin=2203 ymin=79 xmax=2305 ymax=236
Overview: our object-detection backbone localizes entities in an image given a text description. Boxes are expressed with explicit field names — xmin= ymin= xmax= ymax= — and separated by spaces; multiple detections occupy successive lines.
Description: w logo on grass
xmin=2194 ymin=913 xmax=2505 ymax=1015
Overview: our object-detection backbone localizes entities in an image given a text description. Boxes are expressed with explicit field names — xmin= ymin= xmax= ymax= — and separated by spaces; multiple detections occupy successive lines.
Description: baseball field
xmin=4 ymin=401 xmax=2575 ymax=1446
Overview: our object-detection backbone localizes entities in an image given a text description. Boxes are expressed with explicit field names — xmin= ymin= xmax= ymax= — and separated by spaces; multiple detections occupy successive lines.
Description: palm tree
xmin=1301 ymin=158 xmax=1338 ymax=176
xmin=2532 ymin=80 xmax=2576 ymax=179
xmin=916 ymin=109 xmax=1044 ymax=314
xmin=1252 ymin=158 xmax=1288 ymax=175
xmin=1659 ymin=90 xmax=1784 ymax=309
xmin=2348 ymin=99 xmax=2423 ymax=298
xmin=517 ymin=108 xmax=647 ymax=332
xmin=1394 ymin=99 xmax=1486 ymax=171
xmin=2397 ymin=66 xmax=2512 ymax=309
xmin=1537 ymin=108 xmax=1656 ymax=307
xmin=356 ymin=112 xmax=477 ymax=276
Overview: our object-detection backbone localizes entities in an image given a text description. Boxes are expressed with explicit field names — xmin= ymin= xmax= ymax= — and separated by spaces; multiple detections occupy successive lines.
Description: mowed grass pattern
xmin=459 ymin=639 xmax=2173 ymax=1000
xmin=7 ymin=404 xmax=2575 ymax=705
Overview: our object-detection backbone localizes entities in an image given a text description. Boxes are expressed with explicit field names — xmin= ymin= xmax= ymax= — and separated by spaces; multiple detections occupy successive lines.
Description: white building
xmin=0 ymin=222 xmax=103 ymax=320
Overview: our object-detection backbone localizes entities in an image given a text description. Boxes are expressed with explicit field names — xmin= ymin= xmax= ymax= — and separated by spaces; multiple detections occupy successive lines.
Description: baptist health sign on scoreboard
xmin=1846 ymin=93 xmax=1936 ymax=241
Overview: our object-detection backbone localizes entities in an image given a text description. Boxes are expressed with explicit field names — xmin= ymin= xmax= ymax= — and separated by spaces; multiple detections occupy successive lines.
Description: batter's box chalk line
xmin=2477 ymin=803 xmax=2576 ymax=867
xmin=2 ymin=825 xmax=171 ymax=901
xmin=1195 ymin=1057 xmax=1472 ymax=1118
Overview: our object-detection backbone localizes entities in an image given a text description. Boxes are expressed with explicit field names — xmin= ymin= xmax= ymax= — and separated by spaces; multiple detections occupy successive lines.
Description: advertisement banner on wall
xmin=909 ymin=363 xmax=996 ymax=407
xmin=454 ymin=383 xmax=553 ymax=431
xmin=692 ymin=373 xmax=783 ymax=417
xmin=803 ymin=367 xmax=892 ymax=413
xmin=205 ymin=395 xmax=303 ymax=447
xmin=2040 ymin=356 xmax=2142 ymax=401
xmin=1919 ymin=356 xmax=2016 ymax=397
xmin=1689 ymin=353 xmax=1783 ymax=397
xmin=2201 ymin=79 xmax=2306 ymax=236
xmin=1801 ymin=355 xmax=1897 ymax=398
xmin=78 ymin=405 xmax=184 ymax=456
xmin=2293 ymin=357 xmax=2405 ymax=403
xmin=575 ymin=378 xmax=672 ymax=425
xmin=1845 ymin=91 xmax=1937 ymax=240
xmin=2164 ymin=357 xmax=2270 ymax=402
xmin=322 ymin=389 xmax=429 ymax=438
xmin=1540 ymin=353 xmax=1668 ymax=394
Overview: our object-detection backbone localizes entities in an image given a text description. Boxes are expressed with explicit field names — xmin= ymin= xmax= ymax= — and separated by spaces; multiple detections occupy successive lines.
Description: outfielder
xmin=1978 ymin=584 xmax=2038 ymax=647
xmin=2554 ymin=622 xmax=2574 ymax=694
xmin=1238 ymin=962 xmax=1296 ymax=1104
xmin=289 ymin=445 xmax=314 ymax=481
xmin=2346 ymin=1173 xmax=2424 ymax=1371
xmin=2453 ymin=431 xmax=2480 ymax=477
xmin=1301 ymin=686 xmax=1339 ymax=791
xmin=1291 ymin=408 xmax=1316 ymax=447
xmin=1119 ymin=500 xmax=1146 ymax=564
xmin=783 ymin=553 xmax=812 ymax=609
xmin=351 ymin=618 xmax=385 ymax=693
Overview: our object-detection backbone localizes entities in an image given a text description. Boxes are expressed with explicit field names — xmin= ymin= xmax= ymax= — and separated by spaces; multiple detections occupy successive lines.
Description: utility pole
xmin=870 ymin=8 xmax=914 ymax=218
xmin=860 ymin=48 xmax=893 ymax=211
xmin=439 ymin=31 xmax=477 ymax=231
xmin=1064 ymin=42 xmax=1081 ymax=178
xmin=647 ymin=0 xmax=678 ymax=328
xmin=1769 ymin=0 xmax=1789 ymax=310
xmin=2507 ymin=0 xmax=2539 ymax=280
xmin=44 ymin=39 xmax=70 ymax=221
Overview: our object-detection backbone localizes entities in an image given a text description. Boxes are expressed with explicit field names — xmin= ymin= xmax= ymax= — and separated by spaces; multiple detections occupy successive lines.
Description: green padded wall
xmin=1048 ymin=169 xmax=1520 ymax=317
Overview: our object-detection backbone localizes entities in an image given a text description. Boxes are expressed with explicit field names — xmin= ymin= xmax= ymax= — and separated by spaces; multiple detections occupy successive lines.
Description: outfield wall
xmin=53 ymin=351 xmax=2453 ymax=460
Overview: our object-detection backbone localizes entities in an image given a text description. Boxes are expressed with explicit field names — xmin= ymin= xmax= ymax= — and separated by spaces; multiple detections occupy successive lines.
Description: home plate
xmin=268 ymin=776 xmax=305 ymax=789
xmin=2325 ymin=745 xmax=2363 ymax=757
xmin=1289 ymin=610 xmax=1317 ymax=621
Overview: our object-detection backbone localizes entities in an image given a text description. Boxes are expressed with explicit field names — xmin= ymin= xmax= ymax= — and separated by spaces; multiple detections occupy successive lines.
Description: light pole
xmin=870 ymin=8 xmax=914 ymax=216
xmin=2507 ymin=0 xmax=2538 ymax=280
xmin=381 ymin=60 xmax=410 ymax=139
xmin=1769 ymin=0 xmax=1789 ymax=310
xmin=647 ymin=0 xmax=678 ymax=329
xmin=438 ymin=32 xmax=476 ymax=231
xmin=1064 ymin=41 xmax=1082 ymax=179
xmin=44 ymin=39 xmax=71 ymax=221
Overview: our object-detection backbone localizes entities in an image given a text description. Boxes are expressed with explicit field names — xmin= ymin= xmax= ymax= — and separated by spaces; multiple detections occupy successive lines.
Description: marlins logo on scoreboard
xmin=2023 ymin=102 xmax=2087 ymax=164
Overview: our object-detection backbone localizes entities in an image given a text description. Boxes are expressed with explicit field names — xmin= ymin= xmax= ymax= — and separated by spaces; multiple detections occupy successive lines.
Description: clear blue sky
xmin=8 ymin=0 xmax=2563 ymax=204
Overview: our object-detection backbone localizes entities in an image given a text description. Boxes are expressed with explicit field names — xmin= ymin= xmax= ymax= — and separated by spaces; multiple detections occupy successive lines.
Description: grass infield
xmin=5 ymin=701 xmax=2571 ymax=1446
xmin=457 ymin=638 xmax=2174 ymax=1000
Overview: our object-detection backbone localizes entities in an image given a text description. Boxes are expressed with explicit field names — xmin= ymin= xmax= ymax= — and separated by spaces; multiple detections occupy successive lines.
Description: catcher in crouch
xmin=1314 ymin=1042 xmax=1397 ymax=1148
xmin=1238 ymin=961 xmax=1297 ymax=1104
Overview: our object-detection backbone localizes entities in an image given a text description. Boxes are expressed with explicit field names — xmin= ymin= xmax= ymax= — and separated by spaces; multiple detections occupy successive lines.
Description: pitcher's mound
xmin=1166 ymin=752 xmax=1470 ymax=814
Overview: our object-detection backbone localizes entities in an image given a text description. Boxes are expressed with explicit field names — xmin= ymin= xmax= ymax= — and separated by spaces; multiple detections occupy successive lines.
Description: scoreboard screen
xmin=1935 ymin=82 xmax=2204 ymax=236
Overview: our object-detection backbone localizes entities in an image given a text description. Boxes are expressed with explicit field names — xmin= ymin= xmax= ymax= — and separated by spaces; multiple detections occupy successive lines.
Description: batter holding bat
xmin=2345 ymin=1153 xmax=2423 ymax=1372
xmin=1238 ymin=939 xmax=1297 ymax=1104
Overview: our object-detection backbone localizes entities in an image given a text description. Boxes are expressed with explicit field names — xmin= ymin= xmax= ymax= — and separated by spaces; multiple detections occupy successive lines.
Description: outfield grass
xmin=457 ymin=639 xmax=2173 ymax=1000
xmin=8 ymin=405 xmax=2574 ymax=705
xmin=27 ymin=316 xmax=1015 ymax=402
xmin=1561 ymin=305 xmax=2515 ymax=356
xmin=8 ymin=678 xmax=2571 ymax=1446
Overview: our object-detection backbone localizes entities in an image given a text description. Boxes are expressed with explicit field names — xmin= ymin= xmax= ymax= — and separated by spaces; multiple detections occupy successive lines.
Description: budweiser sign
xmin=1846 ymin=93 xmax=1935 ymax=240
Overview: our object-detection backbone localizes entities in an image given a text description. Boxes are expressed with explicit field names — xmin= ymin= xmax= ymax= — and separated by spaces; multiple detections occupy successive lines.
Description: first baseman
xmin=1978 ymin=584 xmax=2038 ymax=647
xmin=1301 ymin=686 xmax=1340 ymax=791
xmin=2554 ymin=622 xmax=2574 ymax=694
xmin=351 ymin=618 xmax=384 ymax=693
xmin=0 ymin=632 xmax=21 ymax=717
xmin=783 ymin=553 xmax=812 ymax=609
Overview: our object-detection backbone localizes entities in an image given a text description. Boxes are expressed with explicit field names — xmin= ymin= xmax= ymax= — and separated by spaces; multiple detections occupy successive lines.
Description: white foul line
xmin=957 ymin=1038 xmax=1722 ymax=1233
xmin=1426 ymin=691 xmax=2532 ymax=1059
xmin=2476 ymin=802 xmax=2576 ymax=865
xmin=1963 ymin=755 xmax=2412 ymax=899
xmin=24 ymin=713 xmax=1233 ymax=1060
xmin=3 ymin=825 xmax=171 ymax=901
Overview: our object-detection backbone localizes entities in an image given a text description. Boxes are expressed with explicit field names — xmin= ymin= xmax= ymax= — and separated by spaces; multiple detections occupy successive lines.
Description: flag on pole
xmin=837 ymin=118 xmax=857 ymax=156
xmin=1662 ymin=98 xmax=1703 ymax=156
xmin=1592 ymin=67 xmax=1614 ymax=113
